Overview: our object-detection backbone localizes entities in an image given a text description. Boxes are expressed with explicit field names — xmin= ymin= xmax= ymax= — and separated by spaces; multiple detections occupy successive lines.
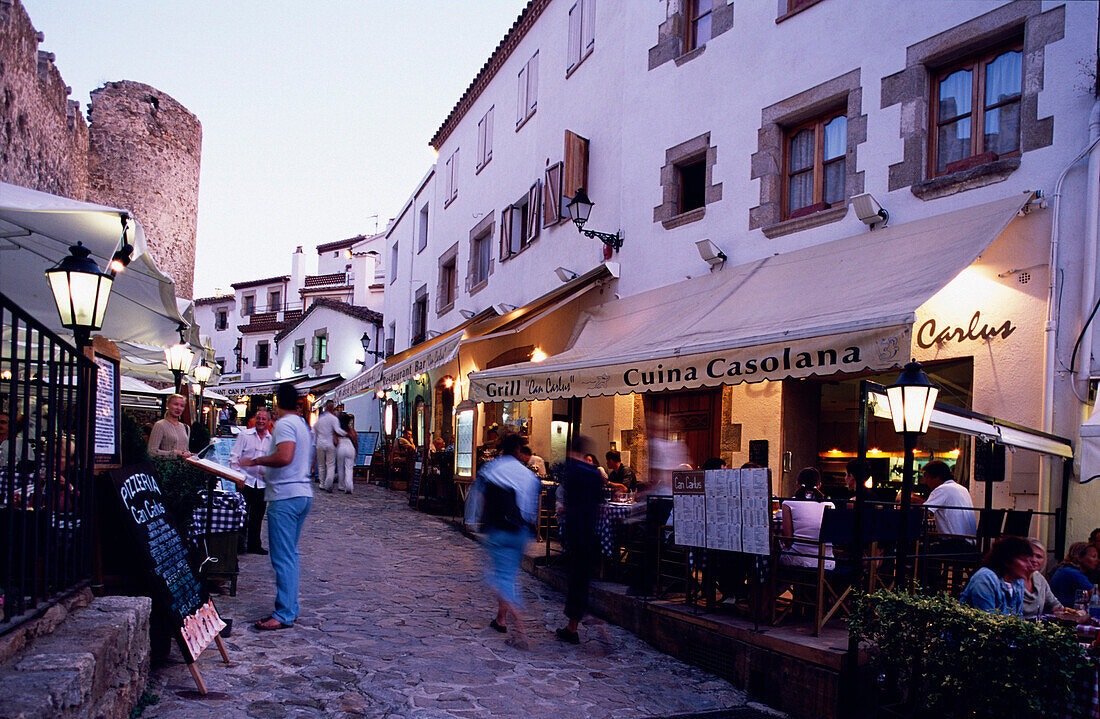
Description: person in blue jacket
xmin=1049 ymin=541 xmax=1099 ymax=607
xmin=959 ymin=536 xmax=1033 ymax=616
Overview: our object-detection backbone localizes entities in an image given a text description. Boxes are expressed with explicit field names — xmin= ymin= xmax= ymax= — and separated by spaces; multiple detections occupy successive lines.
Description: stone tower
xmin=86 ymin=81 xmax=201 ymax=298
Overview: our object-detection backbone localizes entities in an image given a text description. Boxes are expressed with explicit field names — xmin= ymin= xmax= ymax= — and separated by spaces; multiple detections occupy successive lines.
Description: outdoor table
xmin=187 ymin=490 xmax=246 ymax=541
xmin=598 ymin=502 xmax=634 ymax=558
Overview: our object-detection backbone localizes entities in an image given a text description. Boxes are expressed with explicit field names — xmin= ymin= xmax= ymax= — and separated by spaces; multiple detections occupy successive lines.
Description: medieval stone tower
xmin=87 ymin=81 xmax=202 ymax=298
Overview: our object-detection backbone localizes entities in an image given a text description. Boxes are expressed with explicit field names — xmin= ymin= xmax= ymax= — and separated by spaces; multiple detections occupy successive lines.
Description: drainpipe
xmin=1073 ymin=99 xmax=1100 ymax=391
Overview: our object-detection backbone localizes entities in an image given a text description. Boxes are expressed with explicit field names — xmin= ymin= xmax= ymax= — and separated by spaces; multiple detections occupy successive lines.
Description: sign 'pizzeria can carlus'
xmin=470 ymin=325 xmax=909 ymax=402
xmin=381 ymin=334 xmax=463 ymax=387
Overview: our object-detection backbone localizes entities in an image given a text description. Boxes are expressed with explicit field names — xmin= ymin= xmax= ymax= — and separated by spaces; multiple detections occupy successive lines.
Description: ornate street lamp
xmin=193 ymin=361 xmax=212 ymax=427
xmin=357 ymin=331 xmax=385 ymax=365
xmin=565 ymin=188 xmax=623 ymax=251
xmin=165 ymin=341 xmax=195 ymax=395
xmin=886 ymin=359 xmax=940 ymax=587
xmin=44 ymin=242 xmax=114 ymax=349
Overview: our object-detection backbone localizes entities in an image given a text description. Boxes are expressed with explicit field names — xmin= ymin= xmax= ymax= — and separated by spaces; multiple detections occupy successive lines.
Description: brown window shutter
xmin=568 ymin=2 xmax=581 ymax=71
xmin=582 ymin=0 xmax=595 ymax=51
xmin=500 ymin=206 xmax=514 ymax=260
xmin=526 ymin=181 xmax=540 ymax=243
xmin=543 ymin=162 xmax=562 ymax=227
xmin=485 ymin=108 xmax=493 ymax=163
xmin=527 ymin=52 xmax=538 ymax=115
xmin=563 ymin=130 xmax=589 ymax=200
xmin=516 ymin=65 xmax=527 ymax=125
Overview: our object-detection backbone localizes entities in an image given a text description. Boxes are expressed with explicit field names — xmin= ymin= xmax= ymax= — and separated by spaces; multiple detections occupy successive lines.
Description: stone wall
xmin=0 ymin=0 xmax=201 ymax=298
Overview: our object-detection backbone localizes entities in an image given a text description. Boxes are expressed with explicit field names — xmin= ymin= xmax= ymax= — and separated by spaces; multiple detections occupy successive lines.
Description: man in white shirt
xmin=312 ymin=400 xmax=345 ymax=493
xmin=923 ymin=460 xmax=977 ymax=549
xmin=230 ymin=407 xmax=273 ymax=554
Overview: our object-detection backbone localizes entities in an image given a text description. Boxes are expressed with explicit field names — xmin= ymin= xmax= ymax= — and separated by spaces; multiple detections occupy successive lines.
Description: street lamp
xmin=165 ymin=341 xmax=195 ymax=395
xmin=44 ymin=242 xmax=114 ymax=349
xmin=383 ymin=398 xmax=398 ymax=488
xmin=193 ymin=362 xmax=212 ymax=429
xmin=357 ymin=332 xmax=386 ymax=365
xmin=886 ymin=359 xmax=940 ymax=587
xmin=565 ymin=188 xmax=623 ymax=251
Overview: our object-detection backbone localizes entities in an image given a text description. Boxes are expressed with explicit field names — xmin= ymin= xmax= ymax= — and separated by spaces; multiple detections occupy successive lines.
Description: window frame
xmin=927 ymin=42 xmax=1023 ymax=179
xmin=471 ymin=230 xmax=492 ymax=290
xmin=242 ymin=294 xmax=255 ymax=317
xmin=215 ymin=308 xmax=227 ymax=331
xmin=566 ymin=0 xmax=595 ymax=77
xmin=293 ymin=341 xmax=305 ymax=372
xmin=781 ymin=108 xmax=847 ymax=221
xmin=411 ymin=288 xmax=429 ymax=346
xmin=476 ymin=107 xmax=494 ymax=172
xmin=444 ymin=149 xmax=459 ymax=206
xmin=685 ymin=0 xmax=713 ymax=53
xmin=677 ymin=157 xmax=707 ymax=214
xmin=256 ymin=341 xmax=270 ymax=368
xmin=417 ymin=203 xmax=430 ymax=253
xmin=390 ymin=242 xmax=399 ymax=285
xmin=312 ymin=333 xmax=328 ymax=364
xmin=268 ymin=289 xmax=281 ymax=312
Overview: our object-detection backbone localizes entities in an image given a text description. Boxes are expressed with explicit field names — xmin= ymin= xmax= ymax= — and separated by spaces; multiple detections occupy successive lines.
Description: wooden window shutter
xmin=527 ymin=53 xmax=538 ymax=114
xmin=510 ymin=204 xmax=523 ymax=255
xmin=526 ymin=181 xmax=540 ymax=243
xmin=477 ymin=117 xmax=486 ymax=168
xmin=543 ymin=162 xmax=562 ymax=227
xmin=567 ymin=3 xmax=581 ymax=70
xmin=516 ymin=65 xmax=527 ymax=125
xmin=563 ymin=130 xmax=590 ymax=200
xmin=450 ymin=149 xmax=459 ymax=200
xmin=484 ymin=107 xmax=493 ymax=163
xmin=500 ymin=206 xmax=514 ymax=260
xmin=582 ymin=0 xmax=595 ymax=52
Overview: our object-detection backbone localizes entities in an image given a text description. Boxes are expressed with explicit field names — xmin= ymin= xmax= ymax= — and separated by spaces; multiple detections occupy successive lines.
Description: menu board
xmin=672 ymin=471 xmax=706 ymax=548
xmin=671 ymin=467 xmax=771 ymax=555
xmin=93 ymin=354 xmax=120 ymax=467
xmin=408 ymin=459 xmax=423 ymax=505
xmin=356 ymin=431 xmax=379 ymax=466
xmin=109 ymin=462 xmax=220 ymax=664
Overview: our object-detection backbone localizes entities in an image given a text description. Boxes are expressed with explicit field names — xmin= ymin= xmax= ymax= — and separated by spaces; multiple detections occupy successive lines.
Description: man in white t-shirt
xmin=240 ymin=383 xmax=314 ymax=630
xmin=313 ymin=400 xmax=345 ymax=492
xmin=923 ymin=460 xmax=977 ymax=550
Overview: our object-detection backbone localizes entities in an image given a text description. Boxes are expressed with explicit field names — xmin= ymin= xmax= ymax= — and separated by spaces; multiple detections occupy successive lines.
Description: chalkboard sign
xmin=748 ymin=439 xmax=769 ymax=468
xmin=356 ymin=431 xmax=379 ymax=466
xmin=109 ymin=462 xmax=225 ymax=670
xmin=408 ymin=459 xmax=423 ymax=506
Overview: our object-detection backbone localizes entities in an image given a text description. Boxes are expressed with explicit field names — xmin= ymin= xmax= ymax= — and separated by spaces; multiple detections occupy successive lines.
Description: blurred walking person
xmin=336 ymin=413 xmax=357 ymax=494
xmin=313 ymin=400 xmax=345 ymax=492
xmin=555 ymin=435 xmax=603 ymax=645
xmin=465 ymin=432 xmax=539 ymax=648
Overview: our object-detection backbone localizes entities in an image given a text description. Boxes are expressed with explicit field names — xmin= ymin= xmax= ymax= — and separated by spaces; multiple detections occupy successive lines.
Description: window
xmin=567 ymin=0 xmax=595 ymax=75
xmin=472 ymin=232 xmax=491 ymax=286
xmin=385 ymin=323 xmax=395 ymax=358
xmin=444 ymin=149 xmax=459 ymax=205
xmin=411 ymin=288 xmax=428 ymax=345
xmin=215 ymin=359 xmax=225 ymax=373
xmin=242 ymin=294 xmax=255 ymax=316
xmin=501 ymin=182 xmax=540 ymax=261
xmin=931 ymin=46 xmax=1022 ymax=177
xmin=679 ymin=159 xmax=706 ymax=213
xmin=516 ymin=52 xmax=538 ymax=129
xmin=215 ymin=308 xmax=227 ymax=331
xmin=417 ymin=203 xmax=429 ymax=253
xmin=685 ymin=0 xmax=712 ymax=52
xmin=268 ymin=289 xmax=281 ymax=312
xmin=256 ymin=341 xmax=270 ymax=368
xmin=293 ymin=342 xmax=305 ymax=371
xmin=437 ymin=242 xmax=459 ymax=314
xmin=390 ymin=242 xmax=399 ymax=284
xmin=476 ymin=107 xmax=494 ymax=171
xmin=312 ymin=334 xmax=328 ymax=364
xmin=783 ymin=111 xmax=847 ymax=219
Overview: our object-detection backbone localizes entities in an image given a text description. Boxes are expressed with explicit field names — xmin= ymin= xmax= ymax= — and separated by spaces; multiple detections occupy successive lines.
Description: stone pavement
xmin=144 ymin=484 xmax=770 ymax=719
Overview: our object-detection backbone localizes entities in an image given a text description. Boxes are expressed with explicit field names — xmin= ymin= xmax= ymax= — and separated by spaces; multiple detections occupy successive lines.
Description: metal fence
xmin=1 ymin=291 xmax=95 ymax=633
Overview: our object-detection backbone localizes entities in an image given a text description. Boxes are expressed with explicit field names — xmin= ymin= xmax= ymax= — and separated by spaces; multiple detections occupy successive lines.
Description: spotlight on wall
xmin=458 ymin=309 xmax=476 ymax=319
xmin=492 ymin=303 xmax=517 ymax=315
xmin=695 ymin=239 xmax=727 ymax=268
xmin=555 ymin=267 xmax=578 ymax=282
xmin=850 ymin=193 xmax=889 ymax=230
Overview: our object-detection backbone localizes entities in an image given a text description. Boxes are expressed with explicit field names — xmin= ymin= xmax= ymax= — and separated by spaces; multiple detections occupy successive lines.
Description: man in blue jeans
xmin=240 ymin=383 xmax=314 ymax=630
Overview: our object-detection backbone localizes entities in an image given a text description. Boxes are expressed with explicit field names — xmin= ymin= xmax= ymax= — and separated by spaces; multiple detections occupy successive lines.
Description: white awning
xmin=470 ymin=193 xmax=1033 ymax=402
xmin=381 ymin=332 xmax=464 ymax=387
xmin=0 ymin=182 xmax=190 ymax=348
xmin=334 ymin=361 xmax=383 ymax=401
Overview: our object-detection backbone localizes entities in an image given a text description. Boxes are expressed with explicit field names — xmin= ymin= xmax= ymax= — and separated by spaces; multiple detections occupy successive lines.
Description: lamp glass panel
xmin=47 ymin=271 xmax=75 ymax=325
xmin=919 ymin=387 xmax=940 ymax=433
xmin=67 ymin=271 xmax=100 ymax=326
xmin=91 ymin=276 xmax=113 ymax=328
xmin=885 ymin=385 xmax=906 ymax=433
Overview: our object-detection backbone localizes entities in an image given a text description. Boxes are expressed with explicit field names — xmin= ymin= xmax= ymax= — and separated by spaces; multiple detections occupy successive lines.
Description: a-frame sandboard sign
xmin=109 ymin=462 xmax=231 ymax=694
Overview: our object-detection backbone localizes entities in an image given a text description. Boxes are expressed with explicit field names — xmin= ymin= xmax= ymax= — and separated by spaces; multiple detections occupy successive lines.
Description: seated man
xmin=606 ymin=451 xmax=637 ymax=491
xmin=391 ymin=429 xmax=418 ymax=478
xmin=923 ymin=460 xmax=977 ymax=555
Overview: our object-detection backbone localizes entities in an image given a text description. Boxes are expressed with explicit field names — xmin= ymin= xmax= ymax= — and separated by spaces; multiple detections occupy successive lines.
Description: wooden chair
xmin=1002 ymin=509 xmax=1033 ymax=537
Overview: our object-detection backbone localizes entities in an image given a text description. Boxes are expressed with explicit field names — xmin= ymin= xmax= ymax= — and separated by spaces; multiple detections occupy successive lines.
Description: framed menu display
xmin=672 ymin=467 xmax=772 ymax=555
xmin=739 ymin=467 xmax=772 ymax=556
xmin=705 ymin=469 xmax=742 ymax=553
xmin=455 ymin=405 xmax=476 ymax=478
xmin=91 ymin=337 xmax=121 ymax=469
xmin=672 ymin=470 xmax=706 ymax=548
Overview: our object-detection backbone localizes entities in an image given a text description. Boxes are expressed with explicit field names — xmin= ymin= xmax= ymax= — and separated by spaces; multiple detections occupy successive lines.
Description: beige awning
xmin=470 ymin=193 xmax=1033 ymax=402
xmin=334 ymin=361 xmax=383 ymax=402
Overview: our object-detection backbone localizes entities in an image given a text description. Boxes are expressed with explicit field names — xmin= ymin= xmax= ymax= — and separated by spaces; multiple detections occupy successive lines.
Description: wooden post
xmin=186 ymin=663 xmax=207 ymax=695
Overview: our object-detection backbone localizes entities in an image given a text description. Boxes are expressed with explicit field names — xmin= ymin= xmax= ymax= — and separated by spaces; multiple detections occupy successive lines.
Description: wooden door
xmin=645 ymin=389 xmax=721 ymax=469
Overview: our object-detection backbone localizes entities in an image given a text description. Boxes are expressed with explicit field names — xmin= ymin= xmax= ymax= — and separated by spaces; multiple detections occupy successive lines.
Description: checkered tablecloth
xmin=597 ymin=503 xmax=634 ymax=557
xmin=188 ymin=490 xmax=246 ymax=540
xmin=1062 ymin=663 xmax=1100 ymax=719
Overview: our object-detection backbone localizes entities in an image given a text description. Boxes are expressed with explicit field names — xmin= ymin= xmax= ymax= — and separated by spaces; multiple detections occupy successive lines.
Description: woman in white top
xmin=1021 ymin=537 xmax=1061 ymax=618
xmin=335 ymin=413 xmax=357 ymax=495
xmin=780 ymin=468 xmax=835 ymax=570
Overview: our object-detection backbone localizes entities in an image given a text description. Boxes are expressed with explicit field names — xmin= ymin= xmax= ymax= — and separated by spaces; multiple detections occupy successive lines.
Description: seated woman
xmin=780 ymin=468 xmax=835 ymax=570
xmin=1049 ymin=541 xmax=1098 ymax=607
xmin=1021 ymin=537 xmax=1061 ymax=619
xmin=959 ymin=535 xmax=1032 ymax=615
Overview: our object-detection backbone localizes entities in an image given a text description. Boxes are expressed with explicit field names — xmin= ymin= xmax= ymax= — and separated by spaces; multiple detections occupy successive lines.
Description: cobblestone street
xmin=144 ymin=484 xmax=759 ymax=718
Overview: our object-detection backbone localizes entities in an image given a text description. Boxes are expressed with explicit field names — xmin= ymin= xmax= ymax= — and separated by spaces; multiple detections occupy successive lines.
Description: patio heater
xmin=885 ymin=360 xmax=939 ymax=587
xmin=44 ymin=242 xmax=114 ymax=350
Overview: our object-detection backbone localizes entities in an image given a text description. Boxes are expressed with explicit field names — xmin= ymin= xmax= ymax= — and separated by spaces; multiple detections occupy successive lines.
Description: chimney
xmin=290 ymin=246 xmax=305 ymax=304
xmin=352 ymin=251 xmax=373 ymax=308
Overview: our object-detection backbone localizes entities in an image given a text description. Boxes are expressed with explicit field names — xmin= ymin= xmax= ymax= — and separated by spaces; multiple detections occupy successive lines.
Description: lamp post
xmin=165 ymin=341 xmax=195 ymax=395
xmin=44 ymin=242 xmax=115 ymax=350
xmin=193 ymin=362 xmax=212 ymax=430
xmin=357 ymin=332 xmax=385 ymax=365
xmin=885 ymin=359 xmax=939 ymax=588
xmin=565 ymin=188 xmax=623 ymax=251
xmin=383 ymin=398 xmax=397 ymax=488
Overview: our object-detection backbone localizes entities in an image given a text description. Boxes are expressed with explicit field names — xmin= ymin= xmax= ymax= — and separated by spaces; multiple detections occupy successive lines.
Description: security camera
xmin=695 ymin=239 xmax=727 ymax=268
xmin=851 ymin=193 xmax=889 ymax=229
xmin=555 ymin=267 xmax=578 ymax=282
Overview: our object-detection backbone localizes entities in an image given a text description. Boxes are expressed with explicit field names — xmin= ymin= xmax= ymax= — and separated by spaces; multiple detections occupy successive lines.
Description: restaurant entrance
xmin=644 ymin=388 xmax=721 ymax=468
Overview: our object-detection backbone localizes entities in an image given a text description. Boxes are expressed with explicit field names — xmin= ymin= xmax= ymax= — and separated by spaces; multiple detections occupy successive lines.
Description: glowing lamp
xmin=45 ymin=242 xmax=114 ymax=347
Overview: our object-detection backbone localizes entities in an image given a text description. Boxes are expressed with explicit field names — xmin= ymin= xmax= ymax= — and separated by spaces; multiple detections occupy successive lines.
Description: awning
xmin=213 ymin=373 xmax=342 ymax=400
xmin=470 ymin=193 xmax=1033 ymax=402
xmin=1079 ymin=407 xmax=1100 ymax=482
xmin=0 ymin=182 xmax=191 ymax=349
xmin=381 ymin=331 xmax=465 ymax=387
xmin=334 ymin=361 xmax=383 ymax=402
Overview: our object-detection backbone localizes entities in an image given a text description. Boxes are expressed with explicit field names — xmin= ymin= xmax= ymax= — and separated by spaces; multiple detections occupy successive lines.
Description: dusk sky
xmin=21 ymin=0 xmax=525 ymax=299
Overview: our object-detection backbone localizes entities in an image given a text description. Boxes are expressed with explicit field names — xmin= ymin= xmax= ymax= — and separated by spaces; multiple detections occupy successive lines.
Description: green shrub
xmin=188 ymin=420 xmax=211 ymax=453
xmin=120 ymin=410 xmax=149 ymax=466
xmin=151 ymin=456 xmax=206 ymax=526
xmin=850 ymin=588 xmax=1095 ymax=718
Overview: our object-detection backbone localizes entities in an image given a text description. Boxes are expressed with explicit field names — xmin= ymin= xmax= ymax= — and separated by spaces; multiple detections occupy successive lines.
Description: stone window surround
xmin=292 ymin=340 xmax=305 ymax=371
xmin=750 ymin=68 xmax=866 ymax=238
xmin=775 ymin=0 xmax=827 ymax=24
xmin=653 ymin=132 xmax=723 ymax=230
xmin=647 ymin=1 xmax=735 ymax=71
xmin=312 ymin=327 xmax=328 ymax=366
xmin=467 ymin=213 xmax=495 ymax=296
xmin=437 ymin=241 xmax=459 ymax=316
xmin=880 ymin=1 xmax=1063 ymax=201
